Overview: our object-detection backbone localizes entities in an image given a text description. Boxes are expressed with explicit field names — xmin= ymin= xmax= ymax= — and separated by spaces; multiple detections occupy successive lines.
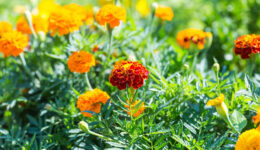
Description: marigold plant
xmin=155 ymin=5 xmax=174 ymax=21
xmin=77 ymin=88 xmax=110 ymax=117
xmin=109 ymin=61 xmax=149 ymax=90
xmin=0 ymin=21 xmax=13 ymax=36
xmin=0 ymin=30 xmax=28 ymax=57
xmin=67 ymin=51 xmax=95 ymax=73
xmin=177 ymin=28 xmax=212 ymax=50
xmin=124 ymin=100 xmax=145 ymax=117
xmin=16 ymin=15 xmax=48 ymax=35
xmin=233 ymin=34 xmax=260 ymax=59
xmin=37 ymin=0 xmax=60 ymax=19
xmin=48 ymin=7 xmax=83 ymax=36
xmin=95 ymin=4 xmax=126 ymax=28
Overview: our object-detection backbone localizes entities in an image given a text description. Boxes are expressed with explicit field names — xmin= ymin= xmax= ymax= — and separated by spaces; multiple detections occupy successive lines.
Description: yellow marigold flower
xmin=0 ymin=21 xmax=13 ymax=36
xmin=253 ymin=108 xmax=260 ymax=125
xmin=48 ymin=7 xmax=83 ymax=36
xmin=136 ymin=0 xmax=150 ymax=17
xmin=37 ymin=0 xmax=60 ymax=19
xmin=0 ymin=30 xmax=28 ymax=57
xmin=155 ymin=5 xmax=174 ymax=21
xmin=207 ymin=94 xmax=229 ymax=119
xmin=16 ymin=15 xmax=48 ymax=35
xmin=95 ymin=4 xmax=126 ymax=28
xmin=67 ymin=51 xmax=95 ymax=73
xmin=124 ymin=100 xmax=145 ymax=117
xmin=77 ymin=88 xmax=110 ymax=117
xmin=235 ymin=128 xmax=260 ymax=150
xmin=64 ymin=3 xmax=87 ymax=22
xmin=177 ymin=28 xmax=212 ymax=50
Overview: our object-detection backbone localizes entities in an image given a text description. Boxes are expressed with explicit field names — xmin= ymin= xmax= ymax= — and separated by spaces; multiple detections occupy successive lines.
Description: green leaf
xmin=230 ymin=110 xmax=247 ymax=133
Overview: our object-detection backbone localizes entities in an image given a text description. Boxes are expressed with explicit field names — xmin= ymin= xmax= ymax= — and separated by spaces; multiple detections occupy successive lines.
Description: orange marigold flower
xmin=124 ymin=100 xmax=145 ymax=117
xmin=77 ymin=88 xmax=110 ymax=117
xmin=16 ymin=15 xmax=48 ymax=35
xmin=235 ymin=128 xmax=260 ymax=150
xmin=95 ymin=4 xmax=126 ymax=28
xmin=67 ymin=51 xmax=95 ymax=73
xmin=48 ymin=7 xmax=83 ymax=36
xmin=109 ymin=61 xmax=149 ymax=90
xmin=234 ymin=34 xmax=260 ymax=59
xmin=155 ymin=5 xmax=174 ymax=21
xmin=177 ymin=28 xmax=212 ymax=50
xmin=0 ymin=30 xmax=28 ymax=57
xmin=0 ymin=21 xmax=13 ymax=36
xmin=253 ymin=108 xmax=260 ymax=126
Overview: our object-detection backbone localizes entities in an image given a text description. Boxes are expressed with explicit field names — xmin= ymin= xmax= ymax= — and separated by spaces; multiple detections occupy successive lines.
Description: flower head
xmin=235 ymin=128 xmax=260 ymax=150
xmin=177 ymin=29 xmax=212 ymax=50
xmin=109 ymin=61 xmax=149 ymax=90
xmin=0 ymin=30 xmax=28 ymax=57
xmin=67 ymin=51 xmax=95 ymax=73
xmin=37 ymin=0 xmax=60 ymax=19
xmin=124 ymin=100 xmax=145 ymax=117
xmin=234 ymin=34 xmax=260 ymax=59
xmin=95 ymin=4 xmax=126 ymax=28
xmin=76 ymin=88 xmax=110 ymax=117
xmin=0 ymin=21 xmax=13 ymax=36
xmin=207 ymin=94 xmax=228 ymax=119
xmin=64 ymin=3 xmax=90 ymax=23
xmin=48 ymin=7 xmax=83 ymax=36
xmin=155 ymin=5 xmax=174 ymax=21
xmin=16 ymin=15 xmax=48 ymax=35
xmin=136 ymin=0 xmax=150 ymax=17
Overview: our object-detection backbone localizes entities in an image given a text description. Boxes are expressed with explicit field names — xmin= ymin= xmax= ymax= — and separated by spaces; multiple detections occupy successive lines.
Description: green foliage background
xmin=0 ymin=0 xmax=260 ymax=149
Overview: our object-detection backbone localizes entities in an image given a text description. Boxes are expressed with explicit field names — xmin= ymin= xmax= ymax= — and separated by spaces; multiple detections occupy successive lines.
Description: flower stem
xmin=19 ymin=54 xmax=33 ymax=79
xmin=85 ymin=73 xmax=93 ymax=90
xmin=107 ymin=24 xmax=113 ymax=56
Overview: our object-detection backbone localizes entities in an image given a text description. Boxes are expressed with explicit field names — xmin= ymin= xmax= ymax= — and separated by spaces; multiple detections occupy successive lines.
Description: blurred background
xmin=0 ymin=0 xmax=259 ymax=73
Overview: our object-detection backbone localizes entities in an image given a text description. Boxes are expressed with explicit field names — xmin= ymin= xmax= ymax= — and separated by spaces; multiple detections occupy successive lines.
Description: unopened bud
xmin=78 ymin=121 xmax=89 ymax=133
xmin=213 ymin=63 xmax=220 ymax=72
xmin=45 ymin=104 xmax=52 ymax=110
xmin=184 ymin=64 xmax=189 ymax=71
xmin=38 ymin=31 xmax=46 ymax=41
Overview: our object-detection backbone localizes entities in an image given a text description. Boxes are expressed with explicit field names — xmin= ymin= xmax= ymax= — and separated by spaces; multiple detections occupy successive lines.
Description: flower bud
xmin=78 ymin=121 xmax=89 ymax=133
xmin=213 ymin=63 xmax=220 ymax=72
xmin=38 ymin=31 xmax=46 ymax=41
xmin=184 ymin=64 xmax=189 ymax=71
xmin=45 ymin=104 xmax=52 ymax=110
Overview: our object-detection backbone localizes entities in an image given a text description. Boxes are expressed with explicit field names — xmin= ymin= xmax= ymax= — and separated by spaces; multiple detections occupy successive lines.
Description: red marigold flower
xmin=109 ymin=61 xmax=149 ymax=90
xmin=233 ymin=34 xmax=260 ymax=59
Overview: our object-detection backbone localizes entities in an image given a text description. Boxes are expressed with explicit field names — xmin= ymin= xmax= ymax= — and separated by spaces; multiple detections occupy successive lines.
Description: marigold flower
xmin=48 ymin=7 xmax=83 ymax=36
xmin=0 ymin=30 xmax=28 ymax=57
xmin=206 ymin=94 xmax=228 ymax=119
xmin=155 ymin=5 xmax=174 ymax=21
xmin=85 ymin=5 xmax=94 ymax=25
xmin=0 ymin=21 xmax=13 ymax=36
xmin=95 ymin=4 xmax=126 ymax=28
xmin=37 ymin=0 xmax=60 ymax=19
xmin=177 ymin=28 xmax=212 ymax=50
xmin=67 ymin=51 xmax=95 ymax=73
xmin=234 ymin=34 xmax=260 ymax=59
xmin=77 ymin=88 xmax=110 ymax=117
xmin=235 ymin=128 xmax=260 ymax=149
xmin=64 ymin=3 xmax=88 ymax=22
xmin=136 ymin=0 xmax=150 ymax=17
xmin=124 ymin=100 xmax=145 ymax=117
xmin=253 ymin=108 xmax=260 ymax=126
xmin=109 ymin=61 xmax=149 ymax=90
xmin=16 ymin=15 xmax=48 ymax=35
